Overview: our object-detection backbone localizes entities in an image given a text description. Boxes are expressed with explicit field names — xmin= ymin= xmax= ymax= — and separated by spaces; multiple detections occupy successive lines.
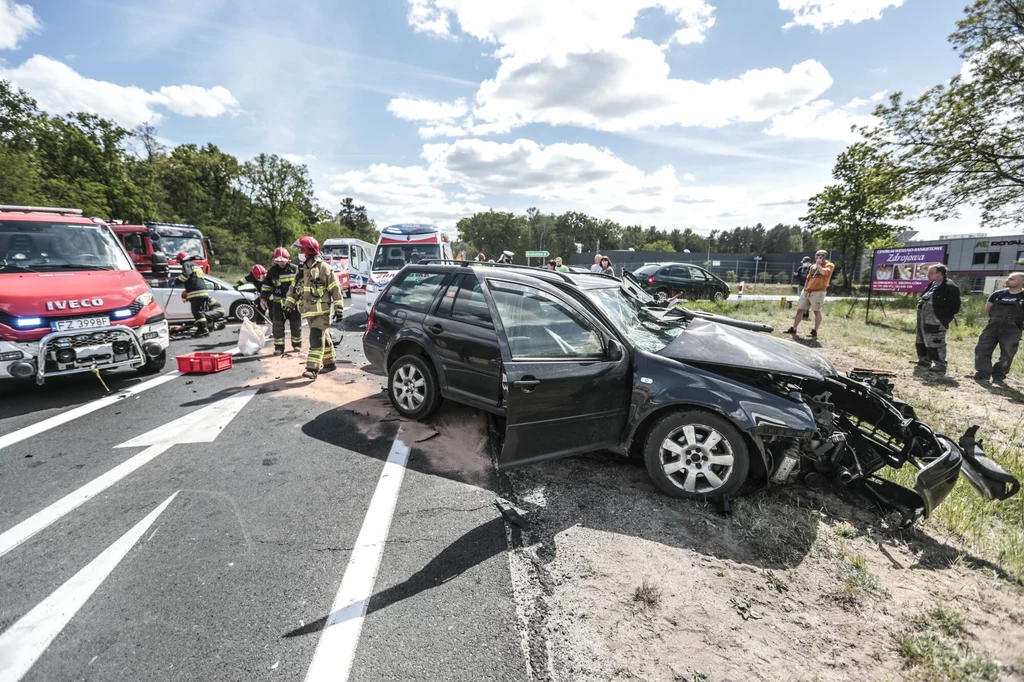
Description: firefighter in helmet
xmin=283 ymin=237 xmax=343 ymax=379
xmin=175 ymin=251 xmax=215 ymax=337
xmin=236 ymin=264 xmax=267 ymax=290
xmin=261 ymin=247 xmax=302 ymax=355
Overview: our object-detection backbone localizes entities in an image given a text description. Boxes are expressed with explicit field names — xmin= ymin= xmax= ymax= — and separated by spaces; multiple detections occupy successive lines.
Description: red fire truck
xmin=0 ymin=206 xmax=170 ymax=384
xmin=112 ymin=222 xmax=213 ymax=276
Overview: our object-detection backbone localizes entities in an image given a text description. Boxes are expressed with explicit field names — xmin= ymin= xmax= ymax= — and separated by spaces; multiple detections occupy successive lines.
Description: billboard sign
xmin=871 ymin=245 xmax=948 ymax=293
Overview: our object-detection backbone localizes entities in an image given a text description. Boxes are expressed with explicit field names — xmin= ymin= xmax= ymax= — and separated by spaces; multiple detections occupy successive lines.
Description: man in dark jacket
xmin=261 ymin=247 xmax=302 ymax=355
xmin=914 ymin=265 xmax=960 ymax=374
xmin=174 ymin=251 xmax=214 ymax=337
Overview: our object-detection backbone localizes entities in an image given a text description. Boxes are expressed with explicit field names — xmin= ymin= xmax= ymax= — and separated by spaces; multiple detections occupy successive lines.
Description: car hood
xmin=0 ymin=271 xmax=149 ymax=316
xmin=657 ymin=317 xmax=838 ymax=380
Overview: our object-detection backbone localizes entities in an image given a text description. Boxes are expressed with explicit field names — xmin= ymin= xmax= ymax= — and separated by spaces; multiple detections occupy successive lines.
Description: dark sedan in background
xmin=634 ymin=263 xmax=730 ymax=302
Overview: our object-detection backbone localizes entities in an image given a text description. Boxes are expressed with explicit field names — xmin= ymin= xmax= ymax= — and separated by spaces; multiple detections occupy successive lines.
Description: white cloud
xmin=408 ymin=0 xmax=454 ymax=37
xmin=399 ymin=2 xmax=834 ymax=136
xmin=764 ymin=92 xmax=883 ymax=141
xmin=779 ymin=0 xmax=904 ymax=31
xmin=0 ymin=0 xmax=40 ymax=50
xmin=283 ymin=153 xmax=318 ymax=165
xmin=0 ymin=56 xmax=240 ymax=127
xmin=683 ymin=173 xmax=696 ymax=182
xmin=387 ymin=97 xmax=468 ymax=122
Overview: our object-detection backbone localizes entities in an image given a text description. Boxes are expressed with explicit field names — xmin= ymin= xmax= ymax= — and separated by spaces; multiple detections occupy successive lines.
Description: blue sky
xmin=0 ymin=0 xmax=997 ymax=238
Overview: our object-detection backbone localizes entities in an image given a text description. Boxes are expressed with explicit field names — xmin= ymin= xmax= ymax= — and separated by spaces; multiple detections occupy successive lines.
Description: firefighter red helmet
xmin=175 ymin=251 xmax=190 ymax=262
xmin=273 ymin=247 xmax=290 ymax=261
xmin=251 ymin=264 xmax=267 ymax=280
xmin=296 ymin=236 xmax=320 ymax=258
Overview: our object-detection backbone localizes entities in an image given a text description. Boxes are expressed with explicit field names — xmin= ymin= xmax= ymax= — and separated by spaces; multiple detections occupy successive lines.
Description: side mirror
xmin=151 ymin=251 xmax=169 ymax=279
xmin=606 ymin=338 xmax=624 ymax=362
xmin=359 ymin=261 xmax=370 ymax=274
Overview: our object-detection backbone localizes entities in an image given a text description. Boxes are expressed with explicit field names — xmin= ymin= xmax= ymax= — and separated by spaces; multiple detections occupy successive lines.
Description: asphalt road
xmin=0 ymin=295 xmax=527 ymax=682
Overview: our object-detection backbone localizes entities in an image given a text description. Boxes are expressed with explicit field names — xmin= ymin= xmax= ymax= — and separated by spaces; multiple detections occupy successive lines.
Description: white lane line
xmin=0 ymin=389 xmax=258 ymax=559
xmin=0 ymin=370 xmax=182 ymax=452
xmin=304 ymin=434 xmax=411 ymax=682
xmin=0 ymin=492 xmax=178 ymax=682
xmin=0 ymin=444 xmax=173 ymax=560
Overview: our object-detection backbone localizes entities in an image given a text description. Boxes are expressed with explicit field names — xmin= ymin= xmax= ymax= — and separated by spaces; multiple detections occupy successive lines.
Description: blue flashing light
xmin=14 ymin=317 xmax=43 ymax=328
xmin=112 ymin=309 xmax=133 ymax=319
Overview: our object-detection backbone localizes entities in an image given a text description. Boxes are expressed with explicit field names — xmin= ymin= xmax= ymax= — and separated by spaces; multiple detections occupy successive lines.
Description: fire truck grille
xmin=47 ymin=331 xmax=127 ymax=350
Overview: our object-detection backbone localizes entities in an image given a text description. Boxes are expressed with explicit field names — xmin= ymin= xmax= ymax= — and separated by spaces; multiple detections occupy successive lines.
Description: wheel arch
xmin=385 ymin=336 xmax=447 ymax=390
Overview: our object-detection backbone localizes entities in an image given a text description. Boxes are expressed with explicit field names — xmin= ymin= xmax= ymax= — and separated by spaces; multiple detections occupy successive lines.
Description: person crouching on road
xmin=285 ymin=237 xmax=343 ymax=380
xmin=914 ymin=265 xmax=960 ymax=374
xmin=784 ymin=249 xmax=834 ymax=339
xmin=175 ymin=251 xmax=213 ymax=337
xmin=262 ymin=247 xmax=302 ymax=355
xmin=236 ymin=264 xmax=267 ymax=290
xmin=975 ymin=272 xmax=1024 ymax=384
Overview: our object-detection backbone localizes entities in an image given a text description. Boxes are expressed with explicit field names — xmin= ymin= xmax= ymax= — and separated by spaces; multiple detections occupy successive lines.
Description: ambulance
xmin=365 ymin=224 xmax=453 ymax=314
xmin=322 ymin=237 xmax=374 ymax=298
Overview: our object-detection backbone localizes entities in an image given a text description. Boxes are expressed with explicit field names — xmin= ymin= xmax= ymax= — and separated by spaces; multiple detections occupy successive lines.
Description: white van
xmin=322 ymin=237 xmax=375 ymax=297
xmin=365 ymin=224 xmax=453 ymax=314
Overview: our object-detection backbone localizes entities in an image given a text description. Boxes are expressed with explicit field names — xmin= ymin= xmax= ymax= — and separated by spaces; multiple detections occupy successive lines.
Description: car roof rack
xmin=0 ymin=205 xmax=83 ymax=216
xmin=144 ymin=221 xmax=197 ymax=229
xmin=419 ymin=259 xmax=580 ymax=283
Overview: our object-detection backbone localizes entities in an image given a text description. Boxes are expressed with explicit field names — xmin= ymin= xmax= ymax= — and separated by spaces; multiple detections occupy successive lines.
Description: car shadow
xmin=0 ymin=370 xmax=151 ymax=420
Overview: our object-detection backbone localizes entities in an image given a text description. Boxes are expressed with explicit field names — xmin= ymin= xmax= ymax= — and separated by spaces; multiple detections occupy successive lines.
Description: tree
xmin=242 ymin=153 xmax=315 ymax=248
xmin=456 ymin=210 xmax=529 ymax=261
xmin=866 ymin=0 xmax=1024 ymax=225
xmin=336 ymin=197 xmax=379 ymax=243
xmin=802 ymin=143 xmax=915 ymax=290
xmin=645 ymin=240 xmax=675 ymax=252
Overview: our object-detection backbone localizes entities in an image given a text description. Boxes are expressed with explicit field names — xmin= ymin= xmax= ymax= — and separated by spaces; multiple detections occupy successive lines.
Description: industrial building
xmin=907 ymin=232 xmax=1024 ymax=291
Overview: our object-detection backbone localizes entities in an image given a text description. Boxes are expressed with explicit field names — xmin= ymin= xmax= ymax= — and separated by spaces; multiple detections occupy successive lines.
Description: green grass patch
xmin=895 ymin=602 xmax=997 ymax=681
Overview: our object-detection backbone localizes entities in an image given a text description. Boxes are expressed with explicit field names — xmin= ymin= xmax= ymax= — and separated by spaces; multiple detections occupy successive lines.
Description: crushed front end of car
xmin=737 ymin=367 xmax=1019 ymax=527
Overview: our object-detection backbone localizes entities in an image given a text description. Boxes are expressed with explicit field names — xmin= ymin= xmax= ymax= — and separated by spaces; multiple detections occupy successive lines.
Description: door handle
xmin=427 ymin=324 xmax=443 ymax=334
xmin=513 ymin=379 xmax=540 ymax=393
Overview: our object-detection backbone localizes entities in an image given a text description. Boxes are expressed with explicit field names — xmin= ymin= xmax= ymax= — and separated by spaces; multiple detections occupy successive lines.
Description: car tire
xmin=344 ymin=287 xmax=352 ymax=299
xmin=388 ymin=353 xmax=441 ymax=420
xmin=643 ymin=409 xmax=749 ymax=500
xmin=654 ymin=288 xmax=669 ymax=303
xmin=232 ymin=301 xmax=256 ymax=321
xmin=137 ymin=350 xmax=167 ymax=375
xmin=712 ymin=291 xmax=725 ymax=303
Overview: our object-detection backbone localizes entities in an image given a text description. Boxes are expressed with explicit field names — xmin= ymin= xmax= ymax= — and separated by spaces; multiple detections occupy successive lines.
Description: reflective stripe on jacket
xmin=284 ymin=259 xmax=343 ymax=318
xmin=262 ymin=263 xmax=299 ymax=302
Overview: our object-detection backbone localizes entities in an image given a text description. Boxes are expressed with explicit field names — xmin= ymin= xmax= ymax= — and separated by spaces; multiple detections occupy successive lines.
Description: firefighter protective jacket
xmin=262 ymin=262 xmax=299 ymax=303
xmin=176 ymin=261 xmax=209 ymax=300
xmin=284 ymin=258 xmax=343 ymax=319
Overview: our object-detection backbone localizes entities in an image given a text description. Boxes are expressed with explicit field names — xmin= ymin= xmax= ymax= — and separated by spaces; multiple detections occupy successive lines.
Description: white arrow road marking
xmin=304 ymin=434 xmax=411 ymax=682
xmin=0 ymin=389 xmax=257 ymax=559
xmin=0 ymin=492 xmax=179 ymax=682
xmin=0 ymin=371 xmax=182 ymax=452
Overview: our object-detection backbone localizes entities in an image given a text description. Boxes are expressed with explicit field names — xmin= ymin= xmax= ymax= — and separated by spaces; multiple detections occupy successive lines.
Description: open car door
xmin=488 ymin=279 xmax=632 ymax=468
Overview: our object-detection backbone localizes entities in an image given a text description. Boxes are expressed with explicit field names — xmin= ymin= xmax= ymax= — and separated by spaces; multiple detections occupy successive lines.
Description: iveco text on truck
xmin=1 ymin=206 xmax=170 ymax=384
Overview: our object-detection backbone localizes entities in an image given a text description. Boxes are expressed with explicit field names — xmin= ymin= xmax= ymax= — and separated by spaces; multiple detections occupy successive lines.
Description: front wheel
xmin=643 ymin=410 xmax=749 ymax=500
xmin=388 ymin=354 xmax=441 ymax=420
xmin=137 ymin=350 xmax=167 ymax=375
xmin=232 ymin=300 xmax=256 ymax=321
xmin=344 ymin=287 xmax=352 ymax=299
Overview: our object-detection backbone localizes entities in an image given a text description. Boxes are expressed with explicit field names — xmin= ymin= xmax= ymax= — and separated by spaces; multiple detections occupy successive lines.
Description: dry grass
xmin=688 ymin=297 xmax=1024 ymax=583
xmin=632 ymin=578 xmax=662 ymax=610
xmin=895 ymin=602 xmax=998 ymax=681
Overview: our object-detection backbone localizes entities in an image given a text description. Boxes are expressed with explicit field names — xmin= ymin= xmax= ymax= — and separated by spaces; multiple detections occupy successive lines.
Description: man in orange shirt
xmin=784 ymin=249 xmax=834 ymax=339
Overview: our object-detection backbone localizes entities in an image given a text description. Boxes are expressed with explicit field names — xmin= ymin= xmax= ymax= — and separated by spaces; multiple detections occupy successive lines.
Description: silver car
xmin=150 ymin=274 xmax=260 ymax=322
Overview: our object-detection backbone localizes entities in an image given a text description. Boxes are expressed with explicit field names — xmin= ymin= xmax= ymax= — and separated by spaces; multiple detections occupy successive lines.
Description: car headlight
xmin=135 ymin=291 xmax=155 ymax=307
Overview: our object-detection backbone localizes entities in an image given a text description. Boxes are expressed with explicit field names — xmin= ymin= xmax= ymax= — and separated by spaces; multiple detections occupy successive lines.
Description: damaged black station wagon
xmin=363 ymin=263 xmax=1019 ymax=525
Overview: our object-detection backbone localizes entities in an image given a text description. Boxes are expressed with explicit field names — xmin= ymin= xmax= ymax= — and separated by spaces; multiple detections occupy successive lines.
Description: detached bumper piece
xmin=958 ymin=425 xmax=1021 ymax=501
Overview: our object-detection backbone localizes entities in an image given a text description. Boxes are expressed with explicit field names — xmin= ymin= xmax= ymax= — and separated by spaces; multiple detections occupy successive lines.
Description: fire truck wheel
xmin=137 ymin=350 xmax=167 ymax=375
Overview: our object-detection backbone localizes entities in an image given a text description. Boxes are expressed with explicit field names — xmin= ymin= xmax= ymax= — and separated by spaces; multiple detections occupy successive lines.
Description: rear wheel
xmin=388 ymin=354 xmax=441 ymax=420
xmin=137 ymin=350 xmax=167 ymax=375
xmin=344 ymin=286 xmax=352 ymax=299
xmin=711 ymin=290 xmax=725 ymax=302
xmin=654 ymin=288 xmax=669 ymax=303
xmin=643 ymin=410 xmax=749 ymax=500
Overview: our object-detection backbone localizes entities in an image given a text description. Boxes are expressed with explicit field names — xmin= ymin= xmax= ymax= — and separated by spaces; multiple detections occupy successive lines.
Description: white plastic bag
xmin=236 ymin=318 xmax=268 ymax=356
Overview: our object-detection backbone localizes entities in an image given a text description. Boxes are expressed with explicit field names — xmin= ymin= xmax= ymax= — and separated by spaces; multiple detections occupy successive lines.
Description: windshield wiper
xmin=40 ymin=264 xmax=115 ymax=271
xmin=0 ymin=263 xmax=39 ymax=273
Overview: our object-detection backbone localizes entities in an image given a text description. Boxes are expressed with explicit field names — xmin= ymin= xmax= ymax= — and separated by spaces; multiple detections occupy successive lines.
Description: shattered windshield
xmin=585 ymin=286 xmax=688 ymax=352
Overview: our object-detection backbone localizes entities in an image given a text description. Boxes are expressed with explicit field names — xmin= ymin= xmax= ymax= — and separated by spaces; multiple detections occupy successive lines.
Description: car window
xmin=634 ymin=265 xmax=659 ymax=276
xmin=669 ymin=266 xmax=690 ymax=280
xmin=450 ymin=276 xmax=493 ymax=326
xmin=382 ymin=271 xmax=447 ymax=312
xmin=688 ymin=267 xmax=708 ymax=281
xmin=489 ymin=282 xmax=603 ymax=359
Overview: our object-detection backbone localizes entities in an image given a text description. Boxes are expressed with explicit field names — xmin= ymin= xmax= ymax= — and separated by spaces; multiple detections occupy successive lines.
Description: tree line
xmin=0 ymin=81 xmax=379 ymax=268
